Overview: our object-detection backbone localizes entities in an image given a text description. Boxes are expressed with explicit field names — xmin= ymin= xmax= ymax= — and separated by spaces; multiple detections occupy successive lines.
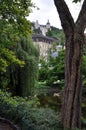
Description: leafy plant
xmin=0 ymin=0 xmax=33 ymax=72
xmin=0 ymin=90 xmax=62 ymax=130
xmin=0 ymin=36 xmax=39 ymax=96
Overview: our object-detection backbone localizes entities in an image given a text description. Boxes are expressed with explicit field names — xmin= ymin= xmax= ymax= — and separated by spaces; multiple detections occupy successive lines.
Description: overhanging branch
xmin=76 ymin=0 xmax=86 ymax=33
xmin=54 ymin=0 xmax=74 ymax=35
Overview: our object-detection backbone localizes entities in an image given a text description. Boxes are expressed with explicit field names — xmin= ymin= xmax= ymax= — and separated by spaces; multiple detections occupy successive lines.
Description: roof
xmin=32 ymin=34 xmax=58 ymax=43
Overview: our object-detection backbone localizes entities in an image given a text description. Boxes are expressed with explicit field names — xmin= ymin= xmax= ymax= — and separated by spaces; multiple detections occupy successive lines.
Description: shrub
xmin=0 ymin=90 xmax=62 ymax=130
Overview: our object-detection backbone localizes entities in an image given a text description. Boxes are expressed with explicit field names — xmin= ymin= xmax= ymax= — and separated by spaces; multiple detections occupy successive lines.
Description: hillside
xmin=46 ymin=26 xmax=65 ymax=46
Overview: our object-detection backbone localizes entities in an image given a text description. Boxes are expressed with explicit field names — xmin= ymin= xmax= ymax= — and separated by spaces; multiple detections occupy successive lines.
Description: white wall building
xmin=34 ymin=20 xmax=51 ymax=36
xmin=32 ymin=34 xmax=58 ymax=59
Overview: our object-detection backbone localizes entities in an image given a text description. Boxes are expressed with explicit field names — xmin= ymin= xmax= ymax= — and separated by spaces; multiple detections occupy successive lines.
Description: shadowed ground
xmin=0 ymin=117 xmax=20 ymax=130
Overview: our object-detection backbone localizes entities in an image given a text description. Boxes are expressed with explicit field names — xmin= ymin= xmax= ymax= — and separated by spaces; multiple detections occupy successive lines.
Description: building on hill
xmin=34 ymin=20 xmax=51 ymax=36
xmin=32 ymin=34 xmax=58 ymax=59
xmin=32 ymin=20 xmax=63 ymax=60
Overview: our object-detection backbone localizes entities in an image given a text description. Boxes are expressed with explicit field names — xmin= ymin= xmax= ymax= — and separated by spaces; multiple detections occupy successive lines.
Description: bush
xmin=0 ymin=90 xmax=62 ymax=130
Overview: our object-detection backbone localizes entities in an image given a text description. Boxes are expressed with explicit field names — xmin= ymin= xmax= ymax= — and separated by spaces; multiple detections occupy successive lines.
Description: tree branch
xmin=54 ymin=0 xmax=75 ymax=35
xmin=76 ymin=0 xmax=86 ymax=33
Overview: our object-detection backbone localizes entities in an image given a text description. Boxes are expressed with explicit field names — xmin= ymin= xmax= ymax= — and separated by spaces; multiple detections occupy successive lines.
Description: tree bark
xmin=62 ymin=31 xmax=83 ymax=129
xmin=54 ymin=0 xmax=86 ymax=129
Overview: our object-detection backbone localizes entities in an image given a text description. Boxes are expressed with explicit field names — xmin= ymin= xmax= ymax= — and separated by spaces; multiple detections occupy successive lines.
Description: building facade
xmin=32 ymin=34 xmax=58 ymax=59
xmin=32 ymin=20 xmax=63 ymax=59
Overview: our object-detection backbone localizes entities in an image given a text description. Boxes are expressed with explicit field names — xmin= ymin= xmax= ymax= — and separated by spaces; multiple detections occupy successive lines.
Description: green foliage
xmin=39 ymin=50 xmax=65 ymax=90
xmin=15 ymin=37 xmax=39 ymax=96
xmin=82 ymin=55 xmax=86 ymax=79
xmin=33 ymin=28 xmax=42 ymax=34
xmin=0 ymin=0 xmax=32 ymax=36
xmin=0 ymin=36 xmax=39 ymax=96
xmin=0 ymin=0 xmax=33 ymax=72
xmin=38 ymin=59 xmax=49 ymax=82
xmin=81 ymin=117 xmax=86 ymax=129
xmin=46 ymin=26 xmax=65 ymax=46
xmin=47 ymin=50 xmax=65 ymax=88
xmin=0 ymin=90 xmax=62 ymax=130
xmin=82 ymin=47 xmax=86 ymax=96
xmin=0 ymin=48 xmax=24 ymax=72
xmin=39 ymin=48 xmax=86 ymax=91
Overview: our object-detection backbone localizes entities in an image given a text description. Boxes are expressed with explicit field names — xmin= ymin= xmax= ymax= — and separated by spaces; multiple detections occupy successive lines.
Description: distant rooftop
xmin=32 ymin=34 xmax=58 ymax=44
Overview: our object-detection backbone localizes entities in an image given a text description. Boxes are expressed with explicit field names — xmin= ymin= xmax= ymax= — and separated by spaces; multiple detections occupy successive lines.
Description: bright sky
xmin=28 ymin=0 xmax=83 ymax=29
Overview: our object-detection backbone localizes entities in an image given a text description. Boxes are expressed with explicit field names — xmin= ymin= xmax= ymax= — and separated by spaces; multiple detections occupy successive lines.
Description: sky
xmin=28 ymin=0 xmax=83 ymax=29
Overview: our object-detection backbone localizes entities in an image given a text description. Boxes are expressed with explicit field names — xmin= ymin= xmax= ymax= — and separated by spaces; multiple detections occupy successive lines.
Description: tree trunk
xmin=53 ymin=0 xmax=86 ymax=129
xmin=62 ymin=31 xmax=83 ymax=129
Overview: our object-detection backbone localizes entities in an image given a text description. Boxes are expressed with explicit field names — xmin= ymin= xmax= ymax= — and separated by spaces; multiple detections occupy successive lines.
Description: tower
xmin=35 ymin=20 xmax=40 ymax=29
xmin=46 ymin=20 xmax=50 ymax=29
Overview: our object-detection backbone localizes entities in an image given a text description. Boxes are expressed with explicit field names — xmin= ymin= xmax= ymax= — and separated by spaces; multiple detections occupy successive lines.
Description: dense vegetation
xmin=46 ymin=26 xmax=65 ymax=46
xmin=38 ymin=49 xmax=86 ymax=129
xmin=38 ymin=50 xmax=65 ymax=89
xmin=0 ymin=0 xmax=86 ymax=129
xmin=0 ymin=36 xmax=39 ymax=96
xmin=0 ymin=90 xmax=62 ymax=130
xmin=0 ymin=0 xmax=33 ymax=72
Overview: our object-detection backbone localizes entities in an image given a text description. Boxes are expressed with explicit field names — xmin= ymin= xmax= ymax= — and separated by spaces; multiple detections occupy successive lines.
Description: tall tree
xmin=54 ymin=0 xmax=86 ymax=129
xmin=14 ymin=36 xmax=39 ymax=96
xmin=1 ymin=36 xmax=39 ymax=97
xmin=0 ymin=0 xmax=33 ymax=72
